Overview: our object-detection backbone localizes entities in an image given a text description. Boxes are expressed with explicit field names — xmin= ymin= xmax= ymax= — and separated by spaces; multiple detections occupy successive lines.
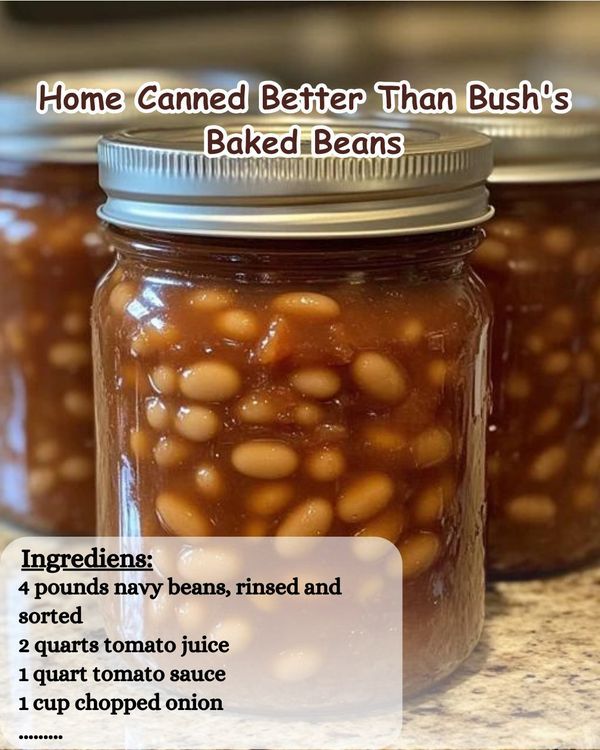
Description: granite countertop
xmin=0 ymin=521 xmax=598 ymax=750
xmin=402 ymin=564 xmax=600 ymax=749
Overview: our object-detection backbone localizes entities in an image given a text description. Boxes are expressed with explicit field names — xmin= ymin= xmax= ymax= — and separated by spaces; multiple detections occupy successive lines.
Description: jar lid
xmin=98 ymin=118 xmax=493 ymax=238
xmin=0 ymin=69 xmax=258 ymax=164
xmin=446 ymin=112 xmax=600 ymax=184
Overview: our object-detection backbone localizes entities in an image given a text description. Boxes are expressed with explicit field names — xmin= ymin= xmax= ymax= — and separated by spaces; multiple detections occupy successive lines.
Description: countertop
xmin=402 ymin=563 xmax=600 ymax=749
xmin=0 ymin=521 xmax=598 ymax=750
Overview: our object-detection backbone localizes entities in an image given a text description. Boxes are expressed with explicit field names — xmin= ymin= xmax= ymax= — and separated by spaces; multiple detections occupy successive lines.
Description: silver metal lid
xmin=0 ymin=69 xmax=256 ymax=164
xmin=447 ymin=112 xmax=600 ymax=184
xmin=98 ymin=118 xmax=493 ymax=238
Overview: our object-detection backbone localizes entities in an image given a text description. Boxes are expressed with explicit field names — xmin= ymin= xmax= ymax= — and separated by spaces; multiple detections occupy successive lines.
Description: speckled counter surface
xmin=0 ymin=521 xmax=598 ymax=750
xmin=401 ymin=563 xmax=600 ymax=749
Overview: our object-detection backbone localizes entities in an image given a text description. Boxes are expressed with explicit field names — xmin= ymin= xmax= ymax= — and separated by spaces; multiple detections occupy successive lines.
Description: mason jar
xmin=0 ymin=77 xmax=108 ymax=534
xmin=93 ymin=120 xmax=493 ymax=695
xmin=467 ymin=114 xmax=600 ymax=576
xmin=0 ymin=69 xmax=221 ymax=534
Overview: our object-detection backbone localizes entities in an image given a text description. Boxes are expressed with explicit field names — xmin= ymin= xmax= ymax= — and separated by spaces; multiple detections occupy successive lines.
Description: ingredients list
xmin=0 ymin=536 xmax=403 ymax=750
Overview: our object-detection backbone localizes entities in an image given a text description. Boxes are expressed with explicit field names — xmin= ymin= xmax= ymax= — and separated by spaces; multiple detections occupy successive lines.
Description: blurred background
xmin=0 ymin=1 xmax=598 ymax=102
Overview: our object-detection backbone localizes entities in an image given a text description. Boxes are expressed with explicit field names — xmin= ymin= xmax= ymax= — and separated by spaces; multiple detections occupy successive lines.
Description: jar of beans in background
xmin=0 ymin=70 xmax=222 ymax=534
xmin=467 ymin=114 xmax=600 ymax=575
xmin=93 ymin=120 xmax=493 ymax=695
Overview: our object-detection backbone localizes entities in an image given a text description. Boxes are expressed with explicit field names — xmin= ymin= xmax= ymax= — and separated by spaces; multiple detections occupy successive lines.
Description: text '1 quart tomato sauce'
xmin=93 ymin=119 xmax=493 ymax=695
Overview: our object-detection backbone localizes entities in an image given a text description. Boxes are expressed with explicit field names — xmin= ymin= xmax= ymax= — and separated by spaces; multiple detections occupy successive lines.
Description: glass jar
xmin=468 ymin=115 xmax=600 ymax=576
xmin=93 ymin=120 xmax=493 ymax=695
xmin=0 ymin=161 xmax=103 ymax=533
xmin=0 ymin=69 xmax=208 ymax=534
xmin=0 ymin=91 xmax=108 ymax=533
